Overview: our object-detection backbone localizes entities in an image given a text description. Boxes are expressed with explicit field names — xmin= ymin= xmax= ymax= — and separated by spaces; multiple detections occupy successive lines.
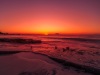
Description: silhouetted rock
xmin=0 ymin=32 xmax=8 ymax=35
xmin=77 ymin=51 xmax=85 ymax=55
xmin=62 ymin=48 xmax=67 ymax=52
xmin=0 ymin=32 xmax=3 ymax=34
xmin=66 ymin=47 xmax=70 ymax=50
xmin=55 ymin=46 xmax=58 ymax=49
xmin=0 ymin=38 xmax=42 ymax=44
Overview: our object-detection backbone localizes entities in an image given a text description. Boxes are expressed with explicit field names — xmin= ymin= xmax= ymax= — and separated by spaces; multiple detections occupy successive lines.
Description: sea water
xmin=0 ymin=34 xmax=100 ymax=70
xmin=0 ymin=34 xmax=100 ymax=51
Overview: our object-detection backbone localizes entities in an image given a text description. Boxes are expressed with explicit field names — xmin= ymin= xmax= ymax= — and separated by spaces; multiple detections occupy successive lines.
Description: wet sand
xmin=0 ymin=51 xmax=94 ymax=75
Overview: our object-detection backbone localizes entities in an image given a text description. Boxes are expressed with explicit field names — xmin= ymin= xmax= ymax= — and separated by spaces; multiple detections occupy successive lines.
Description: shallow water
xmin=0 ymin=35 xmax=100 ymax=51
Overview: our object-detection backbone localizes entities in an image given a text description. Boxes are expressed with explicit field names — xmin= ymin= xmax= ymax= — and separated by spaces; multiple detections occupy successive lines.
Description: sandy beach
xmin=0 ymin=51 xmax=92 ymax=75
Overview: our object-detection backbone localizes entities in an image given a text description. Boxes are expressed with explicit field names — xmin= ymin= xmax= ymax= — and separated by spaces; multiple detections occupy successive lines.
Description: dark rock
xmin=0 ymin=38 xmax=42 ymax=44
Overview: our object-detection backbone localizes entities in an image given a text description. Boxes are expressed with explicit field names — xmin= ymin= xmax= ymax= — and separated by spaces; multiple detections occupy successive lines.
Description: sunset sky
xmin=0 ymin=0 xmax=100 ymax=34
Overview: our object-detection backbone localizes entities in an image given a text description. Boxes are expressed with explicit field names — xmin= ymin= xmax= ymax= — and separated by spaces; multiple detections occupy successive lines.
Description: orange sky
xmin=0 ymin=0 xmax=100 ymax=34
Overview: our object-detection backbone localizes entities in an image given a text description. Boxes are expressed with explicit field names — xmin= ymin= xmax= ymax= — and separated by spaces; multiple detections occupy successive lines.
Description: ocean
xmin=0 ymin=34 xmax=100 ymax=52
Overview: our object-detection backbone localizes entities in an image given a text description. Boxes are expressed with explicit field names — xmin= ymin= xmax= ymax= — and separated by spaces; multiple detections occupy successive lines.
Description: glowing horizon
xmin=0 ymin=0 xmax=100 ymax=34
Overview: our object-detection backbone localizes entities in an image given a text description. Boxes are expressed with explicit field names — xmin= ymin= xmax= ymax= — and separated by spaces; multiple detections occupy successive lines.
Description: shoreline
xmin=0 ymin=51 xmax=100 ymax=75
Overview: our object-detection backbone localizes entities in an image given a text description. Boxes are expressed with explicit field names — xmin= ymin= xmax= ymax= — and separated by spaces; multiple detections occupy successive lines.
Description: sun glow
xmin=44 ymin=33 xmax=48 ymax=35
xmin=33 ymin=23 xmax=62 ymax=34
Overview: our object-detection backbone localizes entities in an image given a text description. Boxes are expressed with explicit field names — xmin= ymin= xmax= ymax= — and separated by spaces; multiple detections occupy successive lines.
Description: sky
xmin=0 ymin=0 xmax=100 ymax=34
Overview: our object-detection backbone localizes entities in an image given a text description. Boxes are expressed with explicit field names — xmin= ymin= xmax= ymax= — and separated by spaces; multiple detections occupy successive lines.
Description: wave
xmin=48 ymin=37 xmax=100 ymax=43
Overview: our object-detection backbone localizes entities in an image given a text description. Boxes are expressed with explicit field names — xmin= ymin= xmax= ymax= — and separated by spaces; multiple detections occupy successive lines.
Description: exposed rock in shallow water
xmin=0 ymin=38 xmax=42 ymax=44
